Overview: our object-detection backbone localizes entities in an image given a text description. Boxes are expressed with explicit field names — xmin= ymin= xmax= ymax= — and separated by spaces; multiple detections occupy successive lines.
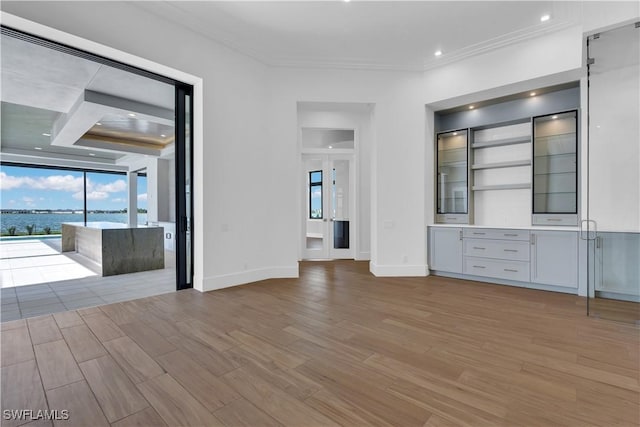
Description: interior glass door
xmin=586 ymin=23 xmax=640 ymax=323
xmin=302 ymin=154 xmax=354 ymax=259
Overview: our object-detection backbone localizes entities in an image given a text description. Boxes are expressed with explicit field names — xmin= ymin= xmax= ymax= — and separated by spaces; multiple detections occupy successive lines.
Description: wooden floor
xmin=1 ymin=260 xmax=638 ymax=426
xmin=589 ymin=297 xmax=640 ymax=325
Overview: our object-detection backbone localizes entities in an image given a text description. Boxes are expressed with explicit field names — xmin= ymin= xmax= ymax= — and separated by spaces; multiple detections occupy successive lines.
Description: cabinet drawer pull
xmin=473 ymin=232 xmax=486 ymax=235
xmin=504 ymin=268 xmax=518 ymax=273
xmin=504 ymin=233 xmax=519 ymax=237
xmin=472 ymin=247 xmax=486 ymax=250
xmin=504 ymin=249 xmax=518 ymax=252
xmin=546 ymin=218 xmax=562 ymax=222
xmin=472 ymin=265 xmax=486 ymax=269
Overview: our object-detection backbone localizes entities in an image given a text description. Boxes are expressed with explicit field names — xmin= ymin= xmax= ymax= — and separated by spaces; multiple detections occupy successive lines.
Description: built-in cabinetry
xmin=428 ymin=226 xmax=578 ymax=292
xmin=434 ymin=108 xmax=578 ymax=227
xmin=436 ymin=129 xmax=469 ymax=224
xmin=532 ymin=110 xmax=578 ymax=225
xmin=530 ymin=230 xmax=578 ymax=287
xmin=428 ymin=227 xmax=462 ymax=273
xmin=463 ymin=228 xmax=530 ymax=282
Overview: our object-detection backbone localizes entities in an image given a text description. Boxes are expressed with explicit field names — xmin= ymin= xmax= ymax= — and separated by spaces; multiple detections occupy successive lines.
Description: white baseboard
xmin=356 ymin=251 xmax=371 ymax=261
xmin=202 ymin=265 xmax=299 ymax=292
xmin=369 ymin=262 xmax=429 ymax=277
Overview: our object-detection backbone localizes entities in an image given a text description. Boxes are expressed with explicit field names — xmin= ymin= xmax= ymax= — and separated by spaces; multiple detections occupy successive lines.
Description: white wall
xmin=269 ymin=69 xmax=427 ymax=276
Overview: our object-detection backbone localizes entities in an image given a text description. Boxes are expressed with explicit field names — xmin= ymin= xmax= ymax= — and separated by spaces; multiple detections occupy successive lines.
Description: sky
xmin=0 ymin=165 xmax=147 ymax=211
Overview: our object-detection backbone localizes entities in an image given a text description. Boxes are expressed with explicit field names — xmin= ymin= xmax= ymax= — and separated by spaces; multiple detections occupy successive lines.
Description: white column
xmin=127 ymin=171 xmax=138 ymax=226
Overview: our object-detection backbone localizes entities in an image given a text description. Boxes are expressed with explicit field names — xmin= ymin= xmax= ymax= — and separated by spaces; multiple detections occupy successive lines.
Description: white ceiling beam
xmin=51 ymin=90 xmax=174 ymax=150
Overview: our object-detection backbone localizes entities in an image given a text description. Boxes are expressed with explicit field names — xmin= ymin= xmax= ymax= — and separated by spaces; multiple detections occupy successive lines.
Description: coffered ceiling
xmin=1 ymin=32 xmax=175 ymax=168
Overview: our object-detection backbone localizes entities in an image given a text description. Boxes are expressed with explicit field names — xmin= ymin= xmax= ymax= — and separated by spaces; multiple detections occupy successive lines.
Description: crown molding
xmin=135 ymin=2 xmax=580 ymax=74
xmin=422 ymin=20 xmax=578 ymax=71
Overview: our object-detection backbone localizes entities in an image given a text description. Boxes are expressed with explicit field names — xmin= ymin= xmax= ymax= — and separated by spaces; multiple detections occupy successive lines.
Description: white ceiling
xmin=136 ymin=1 xmax=584 ymax=70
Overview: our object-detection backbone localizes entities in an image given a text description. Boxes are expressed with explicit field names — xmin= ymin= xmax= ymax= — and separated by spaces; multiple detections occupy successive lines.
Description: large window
xmin=309 ymin=170 xmax=322 ymax=219
xmin=0 ymin=163 xmax=138 ymax=235
xmin=137 ymin=174 xmax=148 ymax=225
xmin=85 ymin=171 xmax=128 ymax=224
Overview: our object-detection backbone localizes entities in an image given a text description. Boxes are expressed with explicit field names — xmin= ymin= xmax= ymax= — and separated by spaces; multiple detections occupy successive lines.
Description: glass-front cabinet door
xmin=436 ymin=129 xmax=469 ymax=223
xmin=532 ymin=110 xmax=578 ymax=225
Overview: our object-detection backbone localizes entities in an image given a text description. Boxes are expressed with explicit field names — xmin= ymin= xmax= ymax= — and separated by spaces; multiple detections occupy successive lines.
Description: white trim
xmin=1 ymin=12 xmax=205 ymax=292
xmin=356 ymin=251 xmax=371 ymax=261
xmin=369 ymin=262 xmax=429 ymax=277
xmin=203 ymin=266 xmax=299 ymax=292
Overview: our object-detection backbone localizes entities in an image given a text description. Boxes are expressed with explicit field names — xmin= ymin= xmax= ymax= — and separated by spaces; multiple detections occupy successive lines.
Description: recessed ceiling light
xmin=434 ymin=50 xmax=442 ymax=57
xmin=453 ymin=132 xmax=458 ymax=136
xmin=128 ymin=113 xmax=136 ymax=117
xmin=96 ymin=122 xmax=102 ymax=126
xmin=343 ymin=0 xmax=350 ymax=3
xmin=89 ymin=153 xmax=96 ymax=156
xmin=540 ymin=14 xmax=550 ymax=22
xmin=42 ymin=133 xmax=51 ymax=137
xmin=328 ymin=145 xmax=333 ymax=149
xmin=469 ymin=105 xmax=475 ymax=110
xmin=160 ymin=134 xmax=166 ymax=138
xmin=34 ymin=147 xmax=42 ymax=150
xmin=552 ymin=115 xmax=558 ymax=119
xmin=530 ymin=92 xmax=536 ymax=96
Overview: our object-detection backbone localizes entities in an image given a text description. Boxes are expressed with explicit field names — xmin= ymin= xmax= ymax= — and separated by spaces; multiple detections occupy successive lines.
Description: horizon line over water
xmin=0 ymin=212 xmax=148 ymax=233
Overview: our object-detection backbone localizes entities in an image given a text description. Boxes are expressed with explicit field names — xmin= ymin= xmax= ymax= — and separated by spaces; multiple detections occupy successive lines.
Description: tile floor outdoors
xmin=0 ymin=238 xmax=176 ymax=321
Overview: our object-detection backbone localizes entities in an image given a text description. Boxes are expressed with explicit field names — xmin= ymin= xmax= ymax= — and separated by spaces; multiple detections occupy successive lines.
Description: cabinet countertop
xmin=428 ymin=224 xmax=579 ymax=232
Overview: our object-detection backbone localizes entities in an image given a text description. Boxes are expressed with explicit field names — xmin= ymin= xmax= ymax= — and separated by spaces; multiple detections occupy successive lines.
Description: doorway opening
xmin=0 ymin=26 xmax=194 ymax=320
xmin=301 ymin=147 xmax=355 ymax=260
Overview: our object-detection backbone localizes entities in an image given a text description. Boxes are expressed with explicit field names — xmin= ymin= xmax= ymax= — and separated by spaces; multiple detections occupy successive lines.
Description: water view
xmin=1 ymin=213 xmax=148 ymax=235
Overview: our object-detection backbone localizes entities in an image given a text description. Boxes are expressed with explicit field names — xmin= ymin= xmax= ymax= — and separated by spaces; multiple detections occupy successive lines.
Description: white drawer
xmin=463 ymin=239 xmax=530 ymax=261
xmin=436 ymin=214 xmax=469 ymax=224
xmin=532 ymin=214 xmax=578 ymax=226
xmin=463 ymin=228 xmax=530 ymax=241
xmin=463 ymin=257 xmax=530 ymax=282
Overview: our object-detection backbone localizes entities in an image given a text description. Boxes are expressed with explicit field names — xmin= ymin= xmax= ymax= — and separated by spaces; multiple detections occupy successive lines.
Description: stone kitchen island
xmin=61 ymin=222 xmax=164 ymax=276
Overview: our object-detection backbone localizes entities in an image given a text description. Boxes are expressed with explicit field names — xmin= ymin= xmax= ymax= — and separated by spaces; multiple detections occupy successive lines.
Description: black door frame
xmin=175 ymin=84 xmax=194 ymax=290
xmin=1 ymin=25 xmax=195 ymax=290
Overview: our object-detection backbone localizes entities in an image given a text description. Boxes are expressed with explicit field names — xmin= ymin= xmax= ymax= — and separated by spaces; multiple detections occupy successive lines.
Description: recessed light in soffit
xmin=76 ymin=113 xmax=175 ymax=156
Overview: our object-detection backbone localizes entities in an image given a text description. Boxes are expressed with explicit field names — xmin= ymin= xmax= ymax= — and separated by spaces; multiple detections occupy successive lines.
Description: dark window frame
xmin=309 ymin=170 xmax=323 ymax=219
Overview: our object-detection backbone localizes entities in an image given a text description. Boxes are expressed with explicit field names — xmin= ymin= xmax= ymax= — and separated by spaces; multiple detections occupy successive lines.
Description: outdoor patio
xmin=0 ymin=237 xmax=176 ymax=321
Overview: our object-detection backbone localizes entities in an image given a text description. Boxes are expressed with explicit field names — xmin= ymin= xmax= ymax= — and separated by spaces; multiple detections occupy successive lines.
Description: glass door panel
xmin=586 ymin=23 xmax=640 ymax=323
xmin=532 ymin=111 xmax=578 ymax=216
xmin=302 ymin=156 xmax=328 ymax=259
xmin=329 ymin=156 xmax=354 ymax=258
xmin=436 ymin=129 xmax=468 ymax=223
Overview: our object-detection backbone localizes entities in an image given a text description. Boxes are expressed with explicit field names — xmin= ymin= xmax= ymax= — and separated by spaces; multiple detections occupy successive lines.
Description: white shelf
xmin=472 ymin=160 xmax=531 ymax=170
xmin=472 ymin=183 xmax=531 ymax=191
xmin=472 ymin=135 xmax=531 ymax=149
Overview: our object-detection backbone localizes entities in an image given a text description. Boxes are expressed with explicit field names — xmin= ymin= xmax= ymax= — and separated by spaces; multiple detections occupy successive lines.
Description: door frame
xmin=2 ymin=12 xmax=205 ymax=291
xmin=299 ymin=127 xmax=358 ymax=260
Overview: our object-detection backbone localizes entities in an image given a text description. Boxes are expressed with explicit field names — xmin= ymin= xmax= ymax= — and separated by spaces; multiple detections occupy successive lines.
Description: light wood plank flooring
xmin=1 ymin=261 xmax=638 ymax=426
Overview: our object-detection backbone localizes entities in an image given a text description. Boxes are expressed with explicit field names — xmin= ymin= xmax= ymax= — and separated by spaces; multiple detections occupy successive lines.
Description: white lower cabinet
xmin=429 ymin=227 xmax=462 ymax=273
xmin=530 ymin=231 xmax=578 ymax=288
xmin=429 ymin=226 xmax=579 ymax=292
